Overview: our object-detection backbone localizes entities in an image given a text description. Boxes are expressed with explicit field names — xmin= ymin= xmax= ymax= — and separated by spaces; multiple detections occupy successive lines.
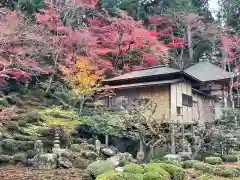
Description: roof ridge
xmin=132 ymin=64 xmax=178 ymax=72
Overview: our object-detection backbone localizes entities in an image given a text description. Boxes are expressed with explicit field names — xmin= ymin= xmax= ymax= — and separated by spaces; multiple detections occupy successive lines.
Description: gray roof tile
xmin=184 ymin=61 xmax=232 ymax=82
xmin=104 ymin=66 xmax=180 ymax=82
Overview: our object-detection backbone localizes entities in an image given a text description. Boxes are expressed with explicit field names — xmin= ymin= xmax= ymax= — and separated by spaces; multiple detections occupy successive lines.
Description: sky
xmin=209 ymin=0 xmax=220 ymax=19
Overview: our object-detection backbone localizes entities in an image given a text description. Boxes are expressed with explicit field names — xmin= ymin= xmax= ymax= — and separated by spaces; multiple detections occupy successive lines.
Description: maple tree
xmin=61 ymin=56 xmax=102 ymax=95
xmin=34 ymin=1 xmax=172 ymax=77
xmin=0 ymin=8 xmax=55 ymax=87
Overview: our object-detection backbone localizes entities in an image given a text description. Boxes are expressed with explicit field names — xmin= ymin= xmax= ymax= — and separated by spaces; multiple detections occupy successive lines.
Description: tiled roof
xmin=104 ymin=61 xmax=233 ymax=83
xmin=184 ymin=61 xmax=232 ymax=82
xmin=106 ymin=79 xmax=181 ymax=89
xmin=103 ymin=66 xmax=180 ymax=82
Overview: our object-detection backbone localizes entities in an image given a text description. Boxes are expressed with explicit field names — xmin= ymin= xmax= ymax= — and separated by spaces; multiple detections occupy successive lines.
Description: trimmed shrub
xmin=70 ymin=144 xmax=82 ymax=152
xmin=0 ymin=155 xmax=11 ymax=164
xmin=2 ymin=139 xmax=34 ymax=154
xmin=123 ymin=173 xmax=143 ymax=180
xmin=123 ymin=163 xmax=144 ymax=174
xmin=184 ymin=169 xmax=203 ymax=179
xmin=87 ymin=160 xmax=115 ymax=178
xmin=18 ymin=120 xmax=28 ymax=127
xmin=212 ymin=166 xmax=240 ymax=177
xmin=182 ymin=160 xmax=200 ymax=169
xmin=96 ymin=171 xmax=143 ymax=180
xmin=197 ymin=174 xmax=231 ymax=180
xmin=26 ymin=150 xmax=36 ymax=159
xmin=193 ymin=162 xmax=212 ymax=173
xmin=96 ymin=171 xmax=122 ymax=180
xmin=158 ymin=163 xmax=185 ymax=180
xmin=144 ymin=163 xmax=170 ymax=179
xmin=143 ymin=172 xmax=165 ymax=180
xmin=13 ymin=153 xmax=27 ymax=163
xmin=222 ymin=155 xmax=238 ymax=163
xmin=4 ymin=121 xmax=20 ymax=131
xmin=205 ymin=157 xmax=222 ymax=165
xmin=152 ymin=159 xmax=180 ymax=166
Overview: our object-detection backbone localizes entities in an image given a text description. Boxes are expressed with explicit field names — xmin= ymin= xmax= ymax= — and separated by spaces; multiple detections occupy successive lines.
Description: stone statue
xmin=52 ymin=131 xmax=60 ymax=154
xmin=32 ymin=140 xmax=43 ymax=167
xmin=95 ymin=139 xmax=101 ymax=156
xmin=34 ymin=140 xmax=43 ymax=157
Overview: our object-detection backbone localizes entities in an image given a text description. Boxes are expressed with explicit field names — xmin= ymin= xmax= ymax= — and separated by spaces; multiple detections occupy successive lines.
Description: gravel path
xmin=0 ymin=165 xmax=84 ymax=180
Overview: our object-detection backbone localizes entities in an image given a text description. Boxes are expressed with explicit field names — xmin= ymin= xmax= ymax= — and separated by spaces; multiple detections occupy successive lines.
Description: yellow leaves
xmin=61 ymin=56 xmax=102 ymax=95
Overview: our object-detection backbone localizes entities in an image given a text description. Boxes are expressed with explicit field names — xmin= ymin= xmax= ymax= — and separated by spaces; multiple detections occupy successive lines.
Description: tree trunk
xmin=187 ymin=24 xmax=193 ymax=62
xmin=79 ymin=95 xmax=85 ymax=116
xmin=145 ymin=147 xmax=154 ymax=162
xmin=105 ymin=134 xmax=109 ymax=147
xmin=171 ymin=124 xmax=176 ymax=154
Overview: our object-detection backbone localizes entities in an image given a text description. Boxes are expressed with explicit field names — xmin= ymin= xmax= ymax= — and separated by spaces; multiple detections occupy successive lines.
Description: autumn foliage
xmin=0 ymin=8 xmax=54 ymax=86
xmin=61 ymin=56 xmax=102 ymax=94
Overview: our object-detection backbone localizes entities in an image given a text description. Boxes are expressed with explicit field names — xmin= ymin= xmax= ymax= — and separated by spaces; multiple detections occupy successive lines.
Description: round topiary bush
xmin=182 ymin=160 xmax=201 ymax=169
xmin=96 ymin=171 xmax=143 ymax=180
xmin=144 ymin=163 xmax=170 ymax=179
xmin=13 ymin=153 xmax=27 ymax=164
xmin=96 ymin=171 xmax=123 ymax=180
xmin=222 ymin=155 xmax=238 ymax=163
xmin=158 ymin=163 xmax=185 ymax=180
xmin=0 ymin=155 xmax=11 ymax=164
xmin=70 ymin=144 xmax=82 ymax=152
xmin=87 ymin=160 xmax=115 ymax=178
xmin=123 ymin=163 xmax=144 ymax=174
xmin=143 ymin=171 xmax=165 ymax=180
xmin=26 ymin=150 xmax=36 ymax=159
xmin=192 ymin=162 xmax=212 ymax=173
xmin=212 ymin=166 xmax=240 ymax=177
xmin=197 ymin=174 xmax=231 ymax=180
xmin=123 ymin=173 xmax=143 ymax=180
xmin=205 ymin=157 xmax=222 ymax=165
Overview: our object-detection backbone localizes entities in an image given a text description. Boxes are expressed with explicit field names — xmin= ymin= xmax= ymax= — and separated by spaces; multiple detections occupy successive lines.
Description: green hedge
xmin=197 ymin=174 xmax=231 ymax=180
xmin=212 ymin=166 xmax=240 ymax=177
xmin=222 ymin=155 xmax=238 ymax=163
xmin=182 ymin=160 xmax=201 ymax=169
xmin=13 ymin=153 xmax=27 ymax=164
xmin=143 ymin=172 xmax=165 ymax=180
xmin=87 ymin=160 xmax=115 ymax=178
xmin=144 ymin=163 xmax=170 ymax=179
xmin=158 ymin=163 xmax=185 ymax=180
xmin=123 ymin=163 xmax=144 ymax=174
xmin=190 ymin=161 xmax=240 ymax=178
xmin=192 ymin=162 xmax=212 ymax=173
xmin=0 ymin=155 xmax=11 ymax=164
xmin=205 ymin=157 xmax=222 ymax=165
xmin=96 ymin=171 xmax=144 ymax=180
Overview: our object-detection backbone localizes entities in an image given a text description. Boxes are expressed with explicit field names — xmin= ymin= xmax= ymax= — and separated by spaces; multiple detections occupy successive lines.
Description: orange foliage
xmin=61 ymin=56 xmax=102 ymax=95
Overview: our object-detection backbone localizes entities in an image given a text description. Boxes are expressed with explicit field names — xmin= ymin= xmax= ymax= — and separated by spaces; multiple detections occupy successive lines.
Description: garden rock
xmin=163 ymin=154 xmax=182 ymax=164
xmin=58 ymin=156 xmax=72 ymax=169
xmin=178 ymin=151 xmax=192 ymax=161
xmin=82 ymin=150 xmax=98 ymax=160
xmin=73 ymin=157 xmax=91 ymax=169
xmin=38 ymin=153 xmax=57 ymax=169
xmin=102 ymin=147 xmax=116 ymax=156
xmin=115 ymin=167 xmax=123 ymax=172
